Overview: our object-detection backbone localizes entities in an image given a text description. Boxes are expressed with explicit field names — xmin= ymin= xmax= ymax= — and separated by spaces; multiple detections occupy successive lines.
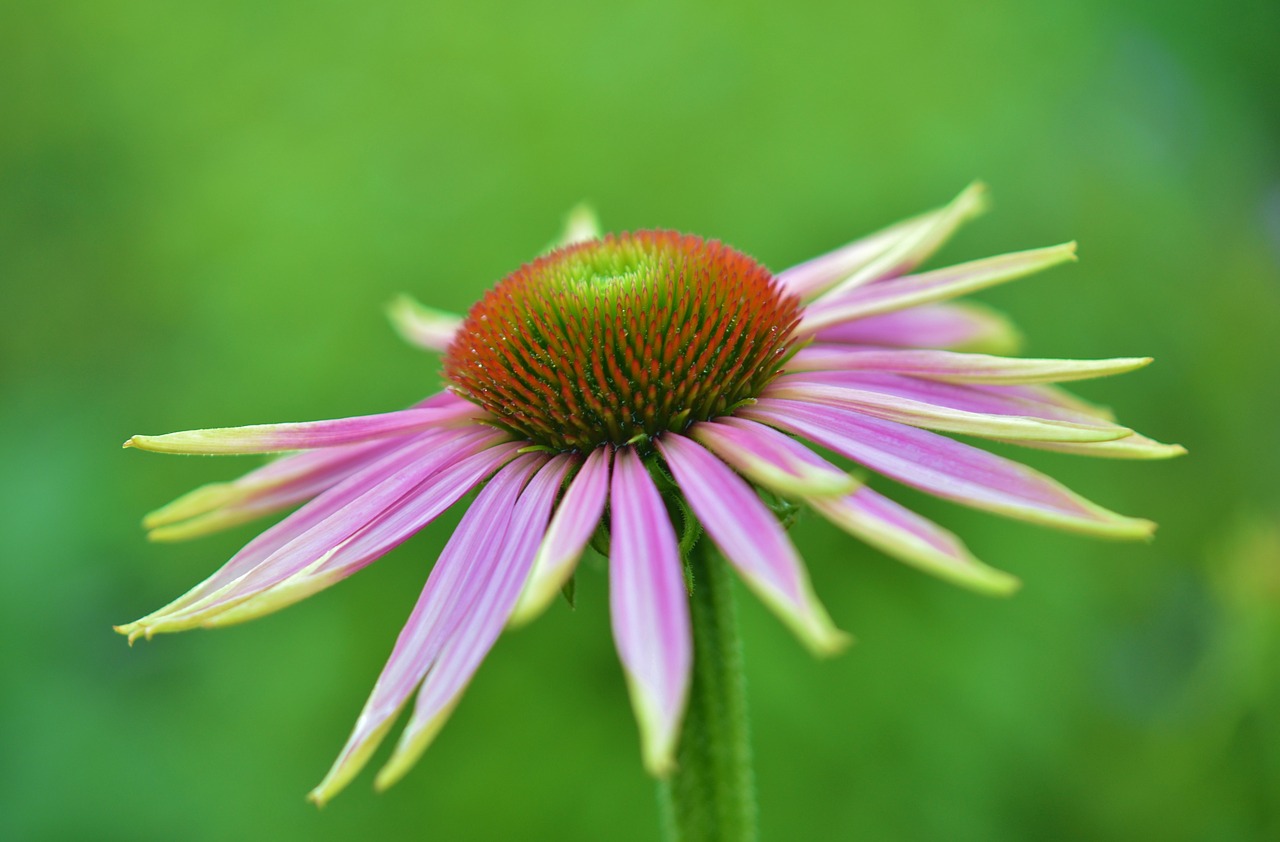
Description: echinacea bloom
xmin=119 ymin=184 xmax=1182 ymax=803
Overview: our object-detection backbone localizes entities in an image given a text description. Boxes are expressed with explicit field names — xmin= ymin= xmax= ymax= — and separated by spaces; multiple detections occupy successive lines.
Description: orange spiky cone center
xmin=444 ymin=231 xmax=801 ymax=452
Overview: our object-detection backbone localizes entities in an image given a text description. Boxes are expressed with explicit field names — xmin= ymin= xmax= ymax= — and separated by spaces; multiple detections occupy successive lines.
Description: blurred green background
xmin=3 ymin=1 xmax=1278 ymax=839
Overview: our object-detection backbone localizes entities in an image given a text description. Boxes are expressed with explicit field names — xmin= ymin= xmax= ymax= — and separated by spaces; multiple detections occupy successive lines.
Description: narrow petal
xmin=124 ymin=401 xmax=483 ymax=455
xmin=690 ymin=419 xmax=859 ymax=498
xmin=741 ymin=398 xmax=1155 ymax=539
xmin=792 ymin=372 xmax=1182 ymax=457
xmin=509 ymin=446 xmax=611 ymax=627
xmin=145 ymin=440 xmax=404 ymax=541
xmin=387 ymin=295 xmax=463 ymax=353
xmin=798 ymin=242 xmax=1078 ymax=337
xmin=186 ymin=440 xmax=524 ymax=631
xmin=374 ymin=455 xmax=575 ymax=790
xmin=307 ymin=455 xmax=545 ymax=806
xmin=809 ymin=488 xmax=1020 ymax=595
xmin=657 ymin=435 xmax=849 ymax=655
xmin=609 ymin=446 xmax=691 ymax=777
xmin=814 ymin=302 xmax=1022 ymax=354
xmin=788 ymin=346 xmax=1153 ymax=385
xmin=785 ymin=183 xmax=990 ymax=301
xmin=115 ymin=427 xmax=512 ymax=639
xmin=765 ymin=376 xmax=1133 ymax=443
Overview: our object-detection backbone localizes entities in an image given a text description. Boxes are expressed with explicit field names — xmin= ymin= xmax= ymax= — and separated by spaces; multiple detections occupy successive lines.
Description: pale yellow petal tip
xmin=641 ymin=743 xmax=680 ymax=779
xmin=560 ymin=203 xmax=602 ymax=246
xmin=122 ymin=436 xmax=140 ymax=449
xmin=979 ymin=573 xmax=1023 ymax=598
xmin=807 ymin=626 xmax=855 ymax=659
xmin=114 ymin=622 xmax=153 ymax=645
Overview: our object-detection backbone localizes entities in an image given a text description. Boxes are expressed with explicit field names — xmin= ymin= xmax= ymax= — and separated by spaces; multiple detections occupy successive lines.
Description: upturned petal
xmin=798 ymin=242 xmax=1077 ymax=337
xmin=609 ymin=447 xmax=692 ymax=777
xmin=785 ymin=183 xmax=990 ymax=301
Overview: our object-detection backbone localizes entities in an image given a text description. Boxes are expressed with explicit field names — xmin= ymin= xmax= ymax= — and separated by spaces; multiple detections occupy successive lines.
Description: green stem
xmin=658 ymin=540 xmax=757 ymax=842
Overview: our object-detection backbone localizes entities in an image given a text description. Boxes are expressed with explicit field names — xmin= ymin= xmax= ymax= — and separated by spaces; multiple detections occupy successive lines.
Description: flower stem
xmin=659 ymin=540 xmax=757 ymax=842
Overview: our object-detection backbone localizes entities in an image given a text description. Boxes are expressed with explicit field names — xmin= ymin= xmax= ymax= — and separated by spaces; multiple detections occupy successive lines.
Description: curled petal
xmin=657 ymin=434 xmax=849 ymax=655
xmin=387 ymin=295 xmax=464 ymax=353
xmin=609 ymin=447 xmax=691 ymax=777
xmin=810 ymin=488 xmax=1019 ymax=595
xmin=742 ymin=398 xmax=1155 ymax=539
xmin=555 ymin=203 xmax=602 ymax=248
xmin=307 ymin=454 xmax=546 ymax=806
xmin=509 ymin=446 xmax=611 ymax=627
xmin=798 ymin=242 xmax=1077 ymax=337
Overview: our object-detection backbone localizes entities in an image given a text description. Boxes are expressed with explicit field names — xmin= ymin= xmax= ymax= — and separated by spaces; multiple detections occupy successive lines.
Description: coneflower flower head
xmin=444 ymin=231 xmax=800 ymax=451
xmin=118 ymin=184 xmax=1183 ymax=805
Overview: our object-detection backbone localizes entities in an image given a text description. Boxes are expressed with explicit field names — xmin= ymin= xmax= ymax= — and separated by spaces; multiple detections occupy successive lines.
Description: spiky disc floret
xmin=444 ymin=231 xmax=802 ymax=452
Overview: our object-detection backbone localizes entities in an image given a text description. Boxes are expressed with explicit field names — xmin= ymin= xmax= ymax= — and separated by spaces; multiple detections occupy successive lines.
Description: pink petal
xmin=765 ymin=375 xmax=1132 ymax=443
xmin=124 ymin=399 xmax=484 ymax=455
xmin=656 ymin=434 xmax=848 ymax=655
xmin=809 ymin=487 xmax=1019 ymax=595
xmin=740 ymin=398 xmax=1154 ymax=539
xmin=609 ymin=446 xmax=691 ymax=777
xmin=116 ymin=426 xmax=511 ymax=638
xmin=690 ymin=419 xmax=858 ymax=498
xmin=203 ymin=440 xmax=528 ymax=628
xmin=798 ymin=243 xmax=1077 ymax=337
xmin=814 ymin=302 xmax=1021 ymax=354
xmin=307 ymin=454 xmax=546 ymax=805
xmin=781 ymin=183 xmax=990 ymax=301
xmin=510 ymin=445 xmax=612 ymax=626
xmin=787 ymin=346 xmax=1152 ymax=385
xmin=375 ymin=455 xmax=576 ymax=789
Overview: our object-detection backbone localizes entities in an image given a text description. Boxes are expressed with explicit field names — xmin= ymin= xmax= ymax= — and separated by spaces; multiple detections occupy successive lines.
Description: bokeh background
xmin=3 ymin=1 xmax=1278 ymax=839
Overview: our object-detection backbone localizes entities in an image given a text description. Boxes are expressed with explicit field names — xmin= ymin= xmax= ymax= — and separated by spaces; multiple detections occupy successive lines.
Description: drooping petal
xmin=690 ymin=419 xmax=858 ymax=498
xmin=145 ymin=439 xmax=404 ymax=541
xmin=786 ymin=183 xmax=990 ymax=301
xmin=387 ymin=295 xmax=464 ymax=353
xmin=201 ymin=441 xmax=527 ymax=629
xmin=657 ymin=434 xmax=849 ymax=655
xmin=765 ymin=375 xmax=1133 ymax=443
xmin=609 ymin=446 xmax=691 ymax=777
xmin=115 ymin=427 xmax=513 ymax=639
xmin=798 ymin=242 xmax=1077 ymax=337
xmin=307 ymin=454 xmax=546 ymax=806
xmin=788 ymin=346 xmax=1153 ymax=385
xmin=124 ymin=400 xmax=484 ymax=455
xmin=814 ymin=302 xmax=1022 ymax=354
xmin=374 ymin=455 xmax=575 ymax=790
xmin=509 ymin=445 xmax=611 ymax=627
xmin=741 ymin=398 xmax=1155 ymax=539
xmin=809 ymin=488 xmax=1019 ymax=595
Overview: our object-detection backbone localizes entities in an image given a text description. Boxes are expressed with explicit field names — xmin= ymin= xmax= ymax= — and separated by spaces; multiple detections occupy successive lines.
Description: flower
xmin=119 ymin=184 xmax=1182 ymax=803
